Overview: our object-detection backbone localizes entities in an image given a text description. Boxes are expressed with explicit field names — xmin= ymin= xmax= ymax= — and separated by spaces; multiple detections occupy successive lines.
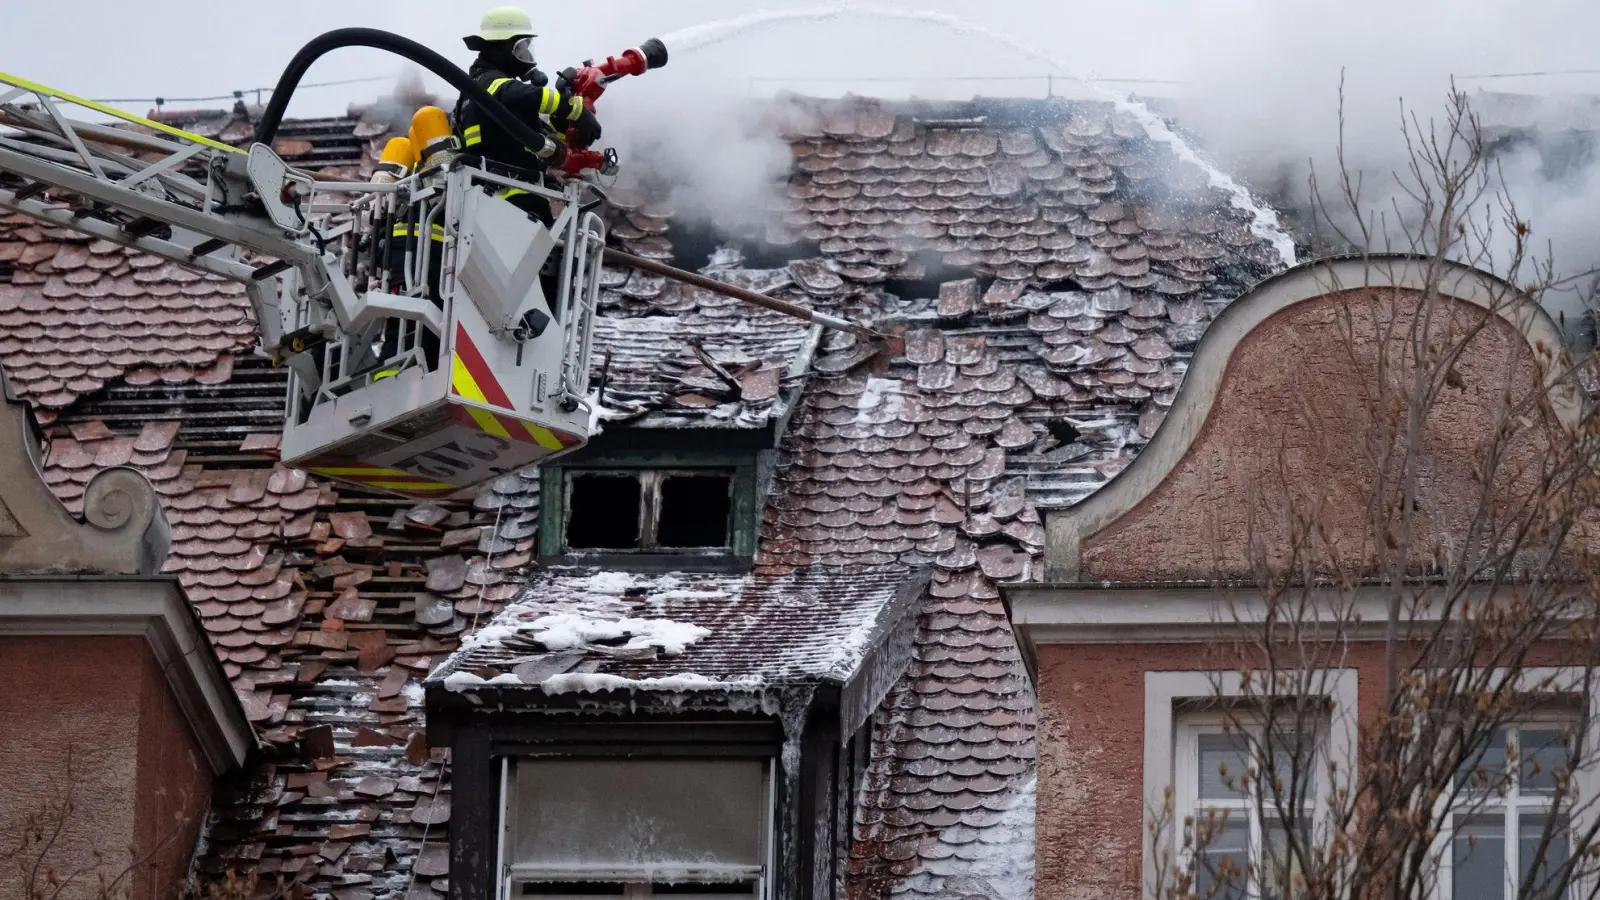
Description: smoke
xmin=1160 ymin=0 xmax=1600 ymax=329
xmin=598 ymin=67 xmax=802 ymax=240
xmin=519 ymin=1 xmax=1600 ymax=325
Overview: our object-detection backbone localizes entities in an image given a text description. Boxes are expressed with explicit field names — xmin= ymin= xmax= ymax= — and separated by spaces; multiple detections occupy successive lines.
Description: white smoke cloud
xmin=435 ymin=1 xmax=1600 ymax=326
xmin=1149 ymin=0 xmax=1600 ymax=329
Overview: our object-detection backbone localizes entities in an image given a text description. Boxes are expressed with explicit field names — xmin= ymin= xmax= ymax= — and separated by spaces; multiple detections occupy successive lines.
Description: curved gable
xmin=1044 ymin=255 xmax=1579 ymax=582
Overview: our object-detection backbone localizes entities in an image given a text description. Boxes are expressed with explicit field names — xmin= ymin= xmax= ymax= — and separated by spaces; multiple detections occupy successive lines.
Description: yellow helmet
xmin=473 ymin=6 xmax=536 ymax=42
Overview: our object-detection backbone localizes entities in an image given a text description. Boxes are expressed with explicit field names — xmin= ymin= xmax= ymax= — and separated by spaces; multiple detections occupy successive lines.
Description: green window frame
xmin=538 ymin=453 xmax=759 ymax=560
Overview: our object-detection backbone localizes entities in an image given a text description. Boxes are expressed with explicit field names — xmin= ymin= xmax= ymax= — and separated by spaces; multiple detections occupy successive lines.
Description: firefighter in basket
xmin=453 ymin=5 xmax=602 ymax=226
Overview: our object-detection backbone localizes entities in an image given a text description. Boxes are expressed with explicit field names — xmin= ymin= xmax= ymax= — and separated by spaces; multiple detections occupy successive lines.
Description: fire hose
xmin=251 ymin=29 xmax=895 ymax=352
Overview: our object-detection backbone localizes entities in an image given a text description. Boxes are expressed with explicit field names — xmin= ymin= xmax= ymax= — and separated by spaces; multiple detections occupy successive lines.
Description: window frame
xmin=563 ymin=468 xmax=736 ymax=553
xmin=1431 ymin=667 xmax=1600 ymax=900
xmin=1174 ymin=709 xmax=1327 ymax=900
xmin=539 ymin=452 xmax=760 ymax=564
xmin=1143 ymin=670 xmax=1359 ymax=900
xmin=496 ymin=755 xmax=778 ymax=900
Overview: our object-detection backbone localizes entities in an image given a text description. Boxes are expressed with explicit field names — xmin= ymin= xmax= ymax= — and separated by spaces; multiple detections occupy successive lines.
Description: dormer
xmin=538 ymin=277 xmax=822 ymax=569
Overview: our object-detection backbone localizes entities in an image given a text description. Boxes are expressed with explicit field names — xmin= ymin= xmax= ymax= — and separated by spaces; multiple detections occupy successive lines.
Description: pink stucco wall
xmin=1036 ymin=287 xmax=1579 ymax=898
xmin=0 ymin=635 xmax=212 ymax=900
xmin=1080 ymin=289 xmax=1557 ymax=582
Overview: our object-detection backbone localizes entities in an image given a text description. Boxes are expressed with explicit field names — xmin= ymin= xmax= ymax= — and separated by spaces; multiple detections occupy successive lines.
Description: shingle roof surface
xmin=430 ymin=566 xmax=914 ymax=689
xmin=1 ymin=91 xmax=1288 ymax=900
xmin=0 ymin=215 xmax=253 ymax=416
xmin=592 ymin=260 xmax=816 ymax=429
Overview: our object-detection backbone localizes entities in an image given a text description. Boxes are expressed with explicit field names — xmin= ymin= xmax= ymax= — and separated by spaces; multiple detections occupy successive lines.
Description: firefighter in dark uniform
xmin=453 ymin=6 xmax=602 ymax=226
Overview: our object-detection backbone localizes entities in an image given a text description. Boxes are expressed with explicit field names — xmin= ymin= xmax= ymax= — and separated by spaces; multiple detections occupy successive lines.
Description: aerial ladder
xmin=0 ymin=29 xmax=894 ymax=501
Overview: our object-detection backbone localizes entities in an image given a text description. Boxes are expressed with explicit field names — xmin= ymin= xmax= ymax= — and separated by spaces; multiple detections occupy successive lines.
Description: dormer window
xmin=566 ymin=470 xmax=734 ymax=552
xmin=539 ymin=454 xmax=759 ymax=566
xmin=504 ymin=758 xmax=772 ymax=898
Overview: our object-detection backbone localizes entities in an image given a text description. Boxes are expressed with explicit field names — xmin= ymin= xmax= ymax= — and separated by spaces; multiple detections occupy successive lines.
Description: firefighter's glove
xmin=571 ymin=108 xmax=602 ymax=147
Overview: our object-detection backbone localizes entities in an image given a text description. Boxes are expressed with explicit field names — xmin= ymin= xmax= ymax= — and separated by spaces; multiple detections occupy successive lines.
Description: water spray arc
xmin=661 ymin=3 xmax=1298 ymax=268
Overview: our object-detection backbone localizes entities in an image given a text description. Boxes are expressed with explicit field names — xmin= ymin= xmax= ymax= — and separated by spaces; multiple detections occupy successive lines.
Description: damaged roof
xmin=0 ymin=91 xmax=1287 ymax=900
xmin=428 ymin=565 xmax=925 ymax=695
xmin=0 ymin=215 xmax=253 ymax=417
xmin=594 ymin=258 xmax=819 ymax=430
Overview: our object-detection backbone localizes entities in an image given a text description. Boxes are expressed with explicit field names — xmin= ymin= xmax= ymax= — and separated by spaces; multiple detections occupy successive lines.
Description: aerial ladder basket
xmin=0 ymin=29 xmax=897 ymax=502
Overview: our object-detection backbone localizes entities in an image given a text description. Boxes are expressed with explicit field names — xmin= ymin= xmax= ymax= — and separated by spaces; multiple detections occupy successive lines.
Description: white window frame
xmin=496 ymin=756 xmax=776 ymax=900
xmin=1432 ymin=668 xmax=1600 ymax=900
xmin=1175 ymin=710 xmax=1324 ymax=900
xmin=1143 ymin=669 xmax=1359 ymax=900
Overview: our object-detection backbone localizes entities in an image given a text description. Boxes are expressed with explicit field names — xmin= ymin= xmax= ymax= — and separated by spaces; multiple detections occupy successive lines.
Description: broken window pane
xmin=567 ymin=474 xmax=642 ymax=549
xmin=657 ymin=474 xmax=733 ymax=548
xmin=509 ymin=759 xmax=767 ymax=869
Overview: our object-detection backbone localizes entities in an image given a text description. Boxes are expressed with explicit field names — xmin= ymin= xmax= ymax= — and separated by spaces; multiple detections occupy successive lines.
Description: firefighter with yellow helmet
xmin=453 ymin=6 xmax=601 ymax=225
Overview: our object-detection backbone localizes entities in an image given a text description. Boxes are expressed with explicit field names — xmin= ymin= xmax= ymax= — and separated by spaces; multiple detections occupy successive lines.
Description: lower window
xmin=500 ymin=758 xmax=773 ymax=900
xmin=1448 ymin=723 xmax=1573 ymax=900
xmin=1176 ymin=712 xmax=1322 ymax=900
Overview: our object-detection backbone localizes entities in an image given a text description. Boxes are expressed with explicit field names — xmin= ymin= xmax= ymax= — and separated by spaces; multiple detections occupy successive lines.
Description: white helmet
xmin=472 ymin=6 xmax=536 ymax=42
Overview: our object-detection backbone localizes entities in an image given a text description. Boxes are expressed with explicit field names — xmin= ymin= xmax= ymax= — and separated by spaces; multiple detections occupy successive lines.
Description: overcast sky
xmin=3 ymin=1 xmax=1599 ymax=120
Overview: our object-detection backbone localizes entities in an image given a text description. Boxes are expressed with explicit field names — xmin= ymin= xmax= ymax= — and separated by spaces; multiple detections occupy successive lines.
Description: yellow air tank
xmin=408 ymin=106 xmax=458 ymax=170
xmin=371 ymin=136 xmax=414 ymax=183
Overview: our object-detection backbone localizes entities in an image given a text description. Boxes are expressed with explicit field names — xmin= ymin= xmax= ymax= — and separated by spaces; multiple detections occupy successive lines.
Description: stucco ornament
xmin=0 ymin=368 xmax=170 ymax=575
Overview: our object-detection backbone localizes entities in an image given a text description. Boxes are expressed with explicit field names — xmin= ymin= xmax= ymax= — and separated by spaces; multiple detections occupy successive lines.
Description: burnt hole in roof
xmin=731 ymin=233 xmax=819 ymax=271
xmin=673 ymin=215 xmax=815 ymax=272
xmin=1044 ymin=419 xmax=1081 ymax=447
xmin=884 ymin=255 xmax=987 ymax=301
xmin=566 ymin=474 xmax=642 ymax=550
xmin=0 ymin=260 xmax=13 ymax=284
xmin=667 ymin=216 xmax=723 ymax=273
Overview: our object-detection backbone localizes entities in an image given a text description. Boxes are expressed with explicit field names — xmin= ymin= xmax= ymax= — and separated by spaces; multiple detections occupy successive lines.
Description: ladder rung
xmin=11 ymin=181 xmax=49 ymax=203
xmin=252 ymin=260 xmax=292 ymax=280
xmin=190 ymin=237 xmax=230 ymax=258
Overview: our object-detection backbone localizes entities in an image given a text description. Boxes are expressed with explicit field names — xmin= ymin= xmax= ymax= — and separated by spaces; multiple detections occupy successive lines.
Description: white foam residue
xmin=854 ymin=376 xmax=905 ymax=425
xmin=646 ymin=588 xmax=732 ymax=604
xmin=527 ymin=612 xmax=711 ymax=656
xmin=820 ymin=633 xmax=872 ymax=680
xmin=538 ymin=672 xmax=767 ymax=695
xmin=452 ymin=622 xmax=522 ymax=657
xmin=579 ymin=571 xmax=638 ymax=594
xmin=901 ymin=775 xmax=1036 ymax=899
xmin=443 ymin=671 xmax=487 ymax=692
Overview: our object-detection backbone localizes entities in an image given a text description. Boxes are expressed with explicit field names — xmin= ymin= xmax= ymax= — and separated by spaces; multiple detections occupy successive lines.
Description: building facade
xmin=1008 ymin=257 xmax=1592 ymax=900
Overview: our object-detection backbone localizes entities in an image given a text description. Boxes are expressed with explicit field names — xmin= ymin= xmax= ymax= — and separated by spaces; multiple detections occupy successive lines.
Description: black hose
xmin=255 ymin=27 xmax=554 ymax=157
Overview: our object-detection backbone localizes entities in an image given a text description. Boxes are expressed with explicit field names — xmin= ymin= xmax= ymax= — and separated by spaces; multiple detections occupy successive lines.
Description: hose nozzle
xmin=638 ymin=38 xmax=668 ymax=70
